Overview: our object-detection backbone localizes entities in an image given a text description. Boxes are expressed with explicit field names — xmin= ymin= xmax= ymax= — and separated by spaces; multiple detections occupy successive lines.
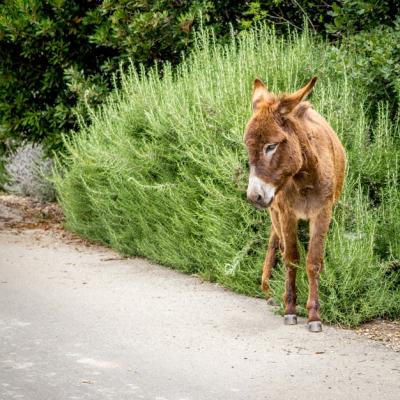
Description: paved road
xmin=0 ymin=230 xmax=399 ymax=400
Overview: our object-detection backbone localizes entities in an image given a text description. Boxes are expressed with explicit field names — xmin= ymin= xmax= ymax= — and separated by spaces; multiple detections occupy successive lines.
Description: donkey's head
xmin=244 ymin=77 xmax=317 ymax=208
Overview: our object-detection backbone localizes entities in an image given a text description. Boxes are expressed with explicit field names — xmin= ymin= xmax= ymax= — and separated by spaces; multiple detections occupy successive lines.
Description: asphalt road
xmin=0 ymin=229 xmax=399 ymax=400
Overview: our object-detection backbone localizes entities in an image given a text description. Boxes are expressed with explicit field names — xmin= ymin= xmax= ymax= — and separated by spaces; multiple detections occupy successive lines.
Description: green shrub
xmin=2 ymin=1 xmax=399 ymax=157
xmin=54 ymin=26 xmax=400 ymax=326
xmin=0 ymin=0 xmax=224 ymax=153
xmin=325 ymin=0 xmax=400 ymax=35
xmin=238 ymin=1 xmax=400 ymax=35
xmin=342 ymin=21 xmax=400 ymax=112
xmin=0 ymin=0 xmax=103 ymax=151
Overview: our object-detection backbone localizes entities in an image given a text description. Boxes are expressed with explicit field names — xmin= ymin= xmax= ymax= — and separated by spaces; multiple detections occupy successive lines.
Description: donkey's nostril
xmin=256 ymin=194 xmax=263 ymax=203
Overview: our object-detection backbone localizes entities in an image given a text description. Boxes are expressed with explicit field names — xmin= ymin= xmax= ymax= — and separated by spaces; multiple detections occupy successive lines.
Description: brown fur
xmin=244 ymin=77 xmax=346 ymax=325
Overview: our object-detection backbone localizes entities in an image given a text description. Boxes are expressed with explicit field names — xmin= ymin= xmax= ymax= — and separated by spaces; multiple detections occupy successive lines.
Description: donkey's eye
xmin=265 ymin=143 xmax=278 ymax=154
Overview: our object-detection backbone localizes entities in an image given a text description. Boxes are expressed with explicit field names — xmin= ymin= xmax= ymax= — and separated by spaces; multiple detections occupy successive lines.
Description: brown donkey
xmin=244 ymin=77 xmax=346 ymax=332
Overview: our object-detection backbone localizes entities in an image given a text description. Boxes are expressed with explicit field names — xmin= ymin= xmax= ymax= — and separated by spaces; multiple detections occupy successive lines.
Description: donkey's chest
xmin=276 ymin=186 xmax=327 ymax=220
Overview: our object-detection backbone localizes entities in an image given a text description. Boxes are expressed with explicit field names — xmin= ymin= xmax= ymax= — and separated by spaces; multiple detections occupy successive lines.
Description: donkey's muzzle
xmin=247 ymin=193 xmax=272 ymax=209
xmin=246 ymin=176 xmax=276 ymax=209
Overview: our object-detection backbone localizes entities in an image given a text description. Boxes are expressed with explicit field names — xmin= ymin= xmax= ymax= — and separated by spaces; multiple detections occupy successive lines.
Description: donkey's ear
xmin=279 ymin=77 xmax=317 ymax=115
xmin=252 ymin=78 xmax=269 ymax=112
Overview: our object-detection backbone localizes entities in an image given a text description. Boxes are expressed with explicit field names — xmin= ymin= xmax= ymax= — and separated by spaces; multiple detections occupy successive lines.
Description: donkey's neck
xmin=292 ymin=130 xmax=320 ymax=193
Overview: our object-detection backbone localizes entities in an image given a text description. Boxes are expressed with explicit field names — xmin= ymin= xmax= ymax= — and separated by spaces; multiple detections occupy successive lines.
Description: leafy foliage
xmin=342 ymin=21 xmax=400 ymax=110
xmin=55 ymin=26 xmax=400 ymax=326
xmin=0 ymin=0 xmax=245 ymax=153
xmin=0 ymin=0 xmax=106 ymax=151
xmin=238 ymin=1 xmax=400 ymax=35
xmin=325 ymin=0 xmax=400 ymax=35
xmin=1 ymin=1 xmax=399 ymax=156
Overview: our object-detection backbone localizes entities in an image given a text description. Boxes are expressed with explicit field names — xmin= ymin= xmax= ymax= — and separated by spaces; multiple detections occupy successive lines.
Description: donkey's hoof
xmin=284 ymin=314 xmax=297 ymax=325
xmin=308 ymin=320 xmax=322 ymax=333
xmin=261 ymin=280 xmax=270 ymax=293
xmin=266 ymin=297 xmax=278 ymax=306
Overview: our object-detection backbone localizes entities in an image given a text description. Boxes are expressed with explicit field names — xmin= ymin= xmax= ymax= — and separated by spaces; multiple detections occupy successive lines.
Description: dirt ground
xmin=1 ymin=193 xmax=399 ymax=352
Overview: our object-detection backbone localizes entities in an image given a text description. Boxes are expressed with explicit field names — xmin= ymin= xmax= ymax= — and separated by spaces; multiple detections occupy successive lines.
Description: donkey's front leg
xmin=281 ymin=213 xmax=299 ymax=325
xmin=306 ymin=205 xmax=332 ymax=332
xmin=261 ymin=209 xmax=283 ymax=293
xmin=261 ymin=228 xmax=280 ymax=293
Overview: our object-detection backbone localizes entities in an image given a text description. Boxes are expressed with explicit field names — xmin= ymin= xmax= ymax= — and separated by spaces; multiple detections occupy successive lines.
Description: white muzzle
xmin=246 ymin=169 xmax=276 ymax=208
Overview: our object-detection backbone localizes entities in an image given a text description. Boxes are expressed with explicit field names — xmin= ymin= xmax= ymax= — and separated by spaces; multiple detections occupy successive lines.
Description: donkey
xmin=244 ymin=77 xmax=346 ymax=332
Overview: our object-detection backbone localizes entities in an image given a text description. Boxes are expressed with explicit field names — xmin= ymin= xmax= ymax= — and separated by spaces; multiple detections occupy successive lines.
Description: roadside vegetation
xmin=54 ymin=26 xmax=400 ymax=326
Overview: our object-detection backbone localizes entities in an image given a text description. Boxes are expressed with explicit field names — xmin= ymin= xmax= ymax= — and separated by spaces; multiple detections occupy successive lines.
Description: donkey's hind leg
xmin=306 ymin=205 xmax=332 ymax=332
xmin=261 ymin=228 xmax=280 ymax=294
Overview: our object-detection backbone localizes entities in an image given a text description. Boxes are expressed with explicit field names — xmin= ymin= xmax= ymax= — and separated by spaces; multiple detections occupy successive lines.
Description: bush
xmin=325 ymin=0 xmax=400 ymax=35
xmin=1 ymin=1 xmax=399 ymax=156
xmin=238 ymin=1 xmax=400 ymax=35
xmin=5 ymin=143 xmax=56 ymax=202
xmin=342 ymin=20 xmax=400 ymax=112
xmin=0 ymin=0 xmax=213 ymax=152
xmin=0 ymin=1 xmax=104 ymax=151
xmin=54 ymin=26 xmax=400 ymax=326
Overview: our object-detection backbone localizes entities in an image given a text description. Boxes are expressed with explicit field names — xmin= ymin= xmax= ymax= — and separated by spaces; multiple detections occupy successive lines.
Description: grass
xmin=54 ymin=25 xmax=400 ymax=326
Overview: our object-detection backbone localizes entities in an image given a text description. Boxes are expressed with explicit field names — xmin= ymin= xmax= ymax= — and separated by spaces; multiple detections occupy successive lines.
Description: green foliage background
xmin=0 ymin=0 xmax=250 ymax=153
xmin=55 ymin=27 xmax=400 ymax=326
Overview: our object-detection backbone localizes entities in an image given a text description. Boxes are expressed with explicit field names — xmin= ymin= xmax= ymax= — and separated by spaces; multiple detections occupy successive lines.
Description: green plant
xmin=238 ymin=1 xmax=400 ymax=35
xmin=0 ymin=0 xmax=106 ymax=151
xmin=55 ymin=26 xmax=400 ymax=326
xmin=341 ymin=20 xmax=400 ymax=112
xmin=1 ymin=0 xmax=399 ymax=157
xmin=0 ymin=0 xmax=250 ymax=155
xmin=326 ymin=0 xmax=400 ymax=36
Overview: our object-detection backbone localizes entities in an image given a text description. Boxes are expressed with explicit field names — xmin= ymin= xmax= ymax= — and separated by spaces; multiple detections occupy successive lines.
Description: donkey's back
xmin=298 ymin=105 xmax=346 ymax=203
